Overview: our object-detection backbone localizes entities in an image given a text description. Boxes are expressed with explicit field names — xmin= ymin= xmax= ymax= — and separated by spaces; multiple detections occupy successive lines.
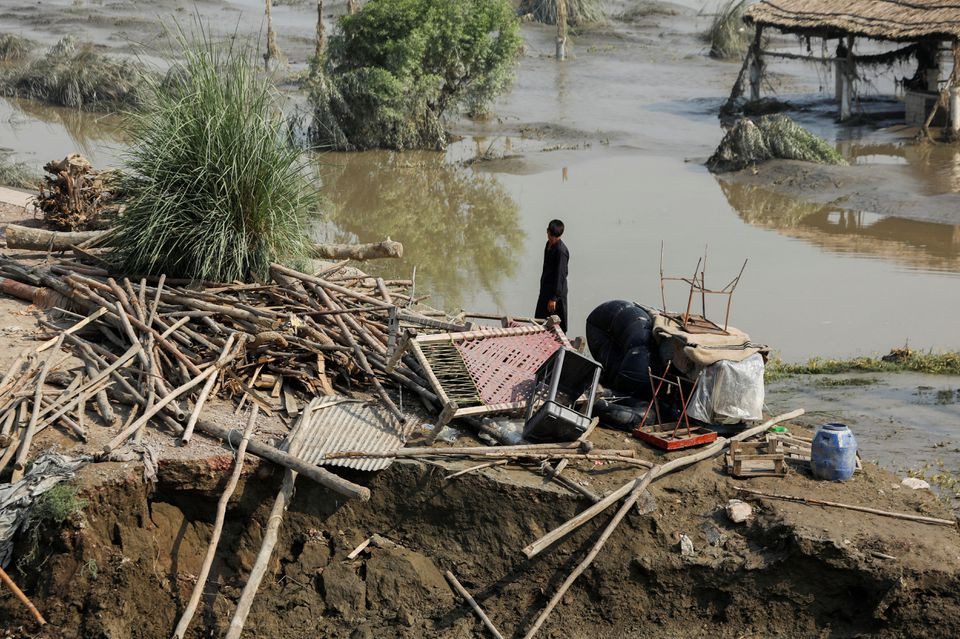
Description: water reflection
xmin=316 ymin=151 xmax=524 ymax=310
xmin=1 ymin=97 xmax=127 ymax=167
xmin=719 ymin=178 xmax=960 ymax=273
xmin=840 ymin=140 xmax=960 ymax=195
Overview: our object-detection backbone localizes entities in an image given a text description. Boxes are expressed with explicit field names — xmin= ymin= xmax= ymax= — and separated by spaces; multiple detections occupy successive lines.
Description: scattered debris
xmin=725 ymin=498 xmax=753 ymax=523
xmin=678 ymin=533 xmax=694 ymax=556
xmin=902 ymin=477 xmax=931 ymax=490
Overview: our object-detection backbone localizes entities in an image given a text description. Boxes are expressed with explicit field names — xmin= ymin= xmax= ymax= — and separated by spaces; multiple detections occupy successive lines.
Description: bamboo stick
xmin=445 ymin=571 xmax=504 ymax=639
xmin=736 ymin=488 xmax=957 ymax=527
xmin=102 ymin=343 xmax=240 ymax=454
xmin=0 ymin=565 xmax=46 ymax=626
xmin=181 ymin=335 xmax=238 ymax=445
xmin=224 ymin=406 xmax=311 ymax=639
xmin=445 ymin=459 xmax=508 ymax=480
xmin=172 ymin=406 xmax=259 ymax=639
xmin=12 ymin=336 xmax=64 ymax=480
xmin=521 ymin=409 xmax=804 ymax=559
xmin=35 ymin=307 xmax=108 ymax=353
xmin=523 ymin=472 xmax=653 ymax=639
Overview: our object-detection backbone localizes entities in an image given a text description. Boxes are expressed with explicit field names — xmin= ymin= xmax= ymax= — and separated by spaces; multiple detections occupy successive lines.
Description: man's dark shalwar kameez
xmin=535 ymin=239 xmax=569 ymax=333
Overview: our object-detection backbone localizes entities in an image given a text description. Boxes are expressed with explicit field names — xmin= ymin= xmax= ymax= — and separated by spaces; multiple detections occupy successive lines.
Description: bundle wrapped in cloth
xmin=652 ymin=312 xmax=769 ymax=425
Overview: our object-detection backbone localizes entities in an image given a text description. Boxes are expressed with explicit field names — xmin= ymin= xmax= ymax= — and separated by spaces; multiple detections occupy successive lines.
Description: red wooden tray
xmin=632 ymin=423 xmax=718 ymax=451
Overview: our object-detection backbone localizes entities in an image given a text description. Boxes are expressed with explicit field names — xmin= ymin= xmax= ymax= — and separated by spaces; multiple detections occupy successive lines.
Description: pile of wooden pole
xmin=0 ymin=252 xmax=463 ymax=487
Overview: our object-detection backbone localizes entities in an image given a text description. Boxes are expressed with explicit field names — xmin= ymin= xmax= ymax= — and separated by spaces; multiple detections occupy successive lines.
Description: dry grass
xmin=0 ymin=36 xmax=146 ymax=110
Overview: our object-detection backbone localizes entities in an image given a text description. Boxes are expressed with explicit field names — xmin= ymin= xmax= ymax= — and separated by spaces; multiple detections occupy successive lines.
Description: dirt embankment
xmin=1 ymin=442 xmax=958 ymax=639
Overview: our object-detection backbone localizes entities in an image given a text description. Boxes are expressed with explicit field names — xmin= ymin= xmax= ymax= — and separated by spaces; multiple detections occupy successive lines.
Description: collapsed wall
xmin=1 ymin=456 xmax=958 ymax=638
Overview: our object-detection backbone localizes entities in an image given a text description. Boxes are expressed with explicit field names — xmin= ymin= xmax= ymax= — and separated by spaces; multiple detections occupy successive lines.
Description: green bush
xmin=110 ymin=32 xmax=318 ymax=282
xmin=309 ymin=0 xmax=521 ymax=150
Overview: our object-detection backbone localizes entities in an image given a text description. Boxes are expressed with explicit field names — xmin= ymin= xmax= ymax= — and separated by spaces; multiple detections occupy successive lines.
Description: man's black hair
xmin=547 ymin=219 xmax=565 ymax=237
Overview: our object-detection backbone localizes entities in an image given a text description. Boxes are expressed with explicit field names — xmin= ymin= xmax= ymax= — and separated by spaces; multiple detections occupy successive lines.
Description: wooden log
xmin=736 ymin=488 xmax=957 ymax=527
xmin=311 ymin=239 xmax=403 ymax=260
xmin=172 ymin=406 xmax=259 ymax=639
xmin=445 ymin=571 xmax=505 ymax=639
xmin=0 ymin=565 xmax=46 ymax=626
xmin=0 ymin=276 xmax=39 ymax=303
xmin=193 ymin=418 xmax=370 ymax=501
xmin=3 ymin=224 xmax=107 ymax=251
xmin=521 ymin=409 xmax=804 ymax=559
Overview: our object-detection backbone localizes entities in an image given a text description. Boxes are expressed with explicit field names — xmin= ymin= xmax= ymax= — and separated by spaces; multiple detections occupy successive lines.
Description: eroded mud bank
xmin=2 ymin=452 xmax=958 ymax=638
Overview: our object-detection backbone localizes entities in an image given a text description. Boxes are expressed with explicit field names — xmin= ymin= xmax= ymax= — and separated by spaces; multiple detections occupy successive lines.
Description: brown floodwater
xmin=1 ymin=0 xmax=959 ymax=361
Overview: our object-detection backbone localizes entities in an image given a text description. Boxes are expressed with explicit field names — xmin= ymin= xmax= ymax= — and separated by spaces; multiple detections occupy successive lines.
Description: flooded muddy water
xmin=1 ymin=0 xmax=959 ymax=361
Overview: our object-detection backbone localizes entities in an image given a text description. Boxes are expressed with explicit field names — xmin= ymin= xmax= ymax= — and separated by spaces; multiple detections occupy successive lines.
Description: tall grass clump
xmin=520 ymin=0 xmax=606 ymax=25
xmin=704 ymin=0 xmax=752 ymax=60
xmin=0 ymin=33 xmax=33 ymax=62
xmin=0 ymin=151 xmax=40 ymax=189
xmin=111 ymin=32 xmax=317 ymax=282
xmin=0 ymin=36 xmax=146 ymax=110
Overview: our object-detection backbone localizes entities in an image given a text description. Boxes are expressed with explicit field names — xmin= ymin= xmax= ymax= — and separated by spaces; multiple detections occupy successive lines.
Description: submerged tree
xmin=308 ymin=0 xmax=521 ymax=151
xmin=111 ymin=31 xmax=318 ymax=282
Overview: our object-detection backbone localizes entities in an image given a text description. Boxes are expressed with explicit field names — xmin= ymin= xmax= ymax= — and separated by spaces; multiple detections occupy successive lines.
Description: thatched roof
xmin=745 ymin=0 xmax=960 ymax=42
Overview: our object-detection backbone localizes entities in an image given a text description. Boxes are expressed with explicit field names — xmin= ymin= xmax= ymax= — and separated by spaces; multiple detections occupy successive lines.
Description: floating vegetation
xmin=703 ymin=0 xmax=752 ymax=60
xmin=520 ymin=0 xmax=606 ymax=25
xmin=707 ymin=114 xmax=846 ymax=173
xmin=0 ymin=33 xmax=33 ymax=62
xmin=111 ymin=32 xmax=317 ymax=282
xmin=766 ymin=348 xmax=960 ymax=383
xmin=0 ymin=36 xmax=146 ymax=110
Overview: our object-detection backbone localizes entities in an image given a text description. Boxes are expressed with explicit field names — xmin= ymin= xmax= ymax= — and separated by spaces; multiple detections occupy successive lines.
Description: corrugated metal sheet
xmin=292 ymin=395 xmax=413 ymax=472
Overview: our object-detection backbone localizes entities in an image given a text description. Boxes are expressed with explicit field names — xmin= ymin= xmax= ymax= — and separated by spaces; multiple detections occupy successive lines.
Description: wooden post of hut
xmin=951 ymin=39 xmax=960 ymax=135
xmin=839 ymin=35 xmax=855 ymax=120
xmin=748 ymin=27 xmax=763 ymax=102
xmin=556 ymin=0 xmax=568 ymax=61
xmin=264 ymin=0 xmax=282 ymax=71
xmin=315 ymin=0 xmax=327 ymax=62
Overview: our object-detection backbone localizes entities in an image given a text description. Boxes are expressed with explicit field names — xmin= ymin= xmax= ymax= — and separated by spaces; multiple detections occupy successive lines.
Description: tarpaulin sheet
xmin=0 ymin=452 xmax=88 ymax=568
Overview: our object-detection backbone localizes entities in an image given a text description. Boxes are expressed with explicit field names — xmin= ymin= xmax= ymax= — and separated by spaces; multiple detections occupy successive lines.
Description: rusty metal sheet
xmin=294 ymin=395 xmax=413 ymax=472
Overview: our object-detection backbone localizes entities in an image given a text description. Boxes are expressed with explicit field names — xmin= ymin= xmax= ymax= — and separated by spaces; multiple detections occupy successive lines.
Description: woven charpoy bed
xmin=389 ymin=322 xmax=571 ymax=439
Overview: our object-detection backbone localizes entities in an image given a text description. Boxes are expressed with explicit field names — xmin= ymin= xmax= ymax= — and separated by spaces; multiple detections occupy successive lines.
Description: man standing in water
xmin=535 ymin=219 xmax=569 ymax=333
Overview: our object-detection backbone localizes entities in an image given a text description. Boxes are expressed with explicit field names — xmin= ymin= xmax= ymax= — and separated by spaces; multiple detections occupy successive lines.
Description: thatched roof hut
xmin=724 ymin=0 xmax=960 ymax=132
xmin=745 ymin=0 xmax=960 ymax=42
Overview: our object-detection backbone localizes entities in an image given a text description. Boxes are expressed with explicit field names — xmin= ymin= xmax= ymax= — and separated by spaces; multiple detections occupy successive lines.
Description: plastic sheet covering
xmin=0 ymin=451 xmax=88 ymax=568
xmin=687 ymin=353 xmax=765 ymax=425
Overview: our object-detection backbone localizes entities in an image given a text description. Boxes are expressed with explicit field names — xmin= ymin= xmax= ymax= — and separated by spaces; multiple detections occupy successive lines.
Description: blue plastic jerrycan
xmin=811 ymin=423 xmax=857 ymax=481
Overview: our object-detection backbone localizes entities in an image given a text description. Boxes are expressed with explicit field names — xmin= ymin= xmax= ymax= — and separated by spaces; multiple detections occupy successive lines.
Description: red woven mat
xmin=455 ymin=331 xmax=564 ymax=405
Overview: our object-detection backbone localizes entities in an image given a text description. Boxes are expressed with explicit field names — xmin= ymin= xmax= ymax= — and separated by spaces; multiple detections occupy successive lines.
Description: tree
xmin=308 ymin=0 xmax=521 ymax=151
